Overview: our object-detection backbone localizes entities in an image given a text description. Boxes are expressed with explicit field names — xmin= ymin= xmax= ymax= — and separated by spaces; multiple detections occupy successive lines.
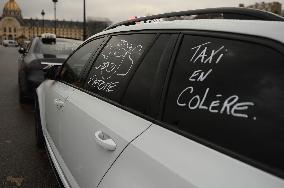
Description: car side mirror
xmin=42 ymin=63 xmax=62 ymax=80
xmin=18 ymin=47 xmax=26 ymax=54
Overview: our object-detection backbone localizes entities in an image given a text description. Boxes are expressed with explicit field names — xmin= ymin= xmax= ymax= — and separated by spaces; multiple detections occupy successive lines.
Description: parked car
xmin=3 ymin=39 xmax=18 ymax=47
xmin=20 ymin=40 xmax=30 ymax=48
xmin=18 ymin=33 xmax=82 ymax=102
xmin=35 ymin=8 xmax=284 ymax=188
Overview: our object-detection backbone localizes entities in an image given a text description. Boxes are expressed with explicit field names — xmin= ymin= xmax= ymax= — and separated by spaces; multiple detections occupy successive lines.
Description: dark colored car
xmin=18 ymin=34 xmax=82 ymax=102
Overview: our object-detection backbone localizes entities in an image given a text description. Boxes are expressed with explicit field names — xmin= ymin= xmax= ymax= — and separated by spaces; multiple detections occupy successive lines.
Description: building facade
xmin=0 ymin=0 xmax=83 ymax=43
xmin=239 ymin=1 xmax=282 ymax=15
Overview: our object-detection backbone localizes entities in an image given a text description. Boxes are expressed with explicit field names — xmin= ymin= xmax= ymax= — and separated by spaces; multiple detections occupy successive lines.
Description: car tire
xmin=34 ymin=97 xmax=45 ymax=149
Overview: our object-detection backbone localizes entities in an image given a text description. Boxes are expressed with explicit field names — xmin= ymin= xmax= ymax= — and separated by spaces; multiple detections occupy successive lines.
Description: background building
xmin=239 ymin=1 xmax=282 ymax=15
xmin=0 ymin=0 xmax=111 ymax=44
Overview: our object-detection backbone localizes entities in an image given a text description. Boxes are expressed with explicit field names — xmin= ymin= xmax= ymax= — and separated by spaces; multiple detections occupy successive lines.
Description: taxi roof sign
xmin=41 ymin=33 xmax=56 ymax=39
xmin=41 ymin=33 xmax=56 ymax=44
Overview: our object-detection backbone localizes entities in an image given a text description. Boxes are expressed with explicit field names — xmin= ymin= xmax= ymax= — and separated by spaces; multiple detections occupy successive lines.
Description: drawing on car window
xmin=87 ymin=39 xmax=143 ymax=93
xmin=177 ymin=41 xmax=256 ymax=120
xmin=189 ymin=42 xmax=226 ymax=64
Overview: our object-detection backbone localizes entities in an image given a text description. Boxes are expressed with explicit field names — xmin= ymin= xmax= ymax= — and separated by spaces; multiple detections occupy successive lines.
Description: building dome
xmin=3 ymin=0 xmax=22 ymax=17
xmin=4 ymin=0 xmax=21 ymax=12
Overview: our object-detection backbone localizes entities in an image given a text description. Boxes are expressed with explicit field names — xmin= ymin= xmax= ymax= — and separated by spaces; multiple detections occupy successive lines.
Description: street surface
xmin=0 ymin=46 xmax=59 ymax=188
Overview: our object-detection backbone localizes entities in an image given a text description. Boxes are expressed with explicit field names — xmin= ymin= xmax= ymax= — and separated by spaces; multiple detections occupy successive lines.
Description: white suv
xmin=35 ymin=8 xmax=284 ymax=188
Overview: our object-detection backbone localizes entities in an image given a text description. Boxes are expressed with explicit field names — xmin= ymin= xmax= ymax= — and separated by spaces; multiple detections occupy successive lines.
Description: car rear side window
xmin=121 ymin=34 xmax=177 ymax=116
xmin=163 ymin=34 xmax=284 ymax=174
xmin=60 ymin=37 xmax=105 ymax=86
xmin=85 ymin=34 xmax=156 ymax=102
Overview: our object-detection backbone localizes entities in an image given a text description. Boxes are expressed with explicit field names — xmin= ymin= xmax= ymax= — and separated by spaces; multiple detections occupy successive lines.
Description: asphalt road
xmin=0 ymin=46 xmax=59 ymax=188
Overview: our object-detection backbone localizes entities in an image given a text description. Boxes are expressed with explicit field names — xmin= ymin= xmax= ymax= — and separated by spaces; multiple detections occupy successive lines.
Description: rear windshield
xmin=34 ymin=38 xmax=82 ymax=55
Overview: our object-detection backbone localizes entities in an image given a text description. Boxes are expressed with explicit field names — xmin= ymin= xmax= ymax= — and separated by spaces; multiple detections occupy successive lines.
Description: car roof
xmin=90 ymin=19 xmax=284 ymax=44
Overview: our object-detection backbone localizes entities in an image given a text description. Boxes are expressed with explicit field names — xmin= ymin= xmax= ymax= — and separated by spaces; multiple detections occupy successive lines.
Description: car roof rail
xmin=105 ymin=7 xmax=284 ymax=30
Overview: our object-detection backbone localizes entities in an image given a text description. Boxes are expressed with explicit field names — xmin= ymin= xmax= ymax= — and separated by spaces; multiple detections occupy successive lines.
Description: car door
xmin=98 ymin=33 xmax=284 ymax=187
xmin=41 ymin=37 xmax=106 ymax=163
xmin=57 ymin=33 xmax=161 ymax=188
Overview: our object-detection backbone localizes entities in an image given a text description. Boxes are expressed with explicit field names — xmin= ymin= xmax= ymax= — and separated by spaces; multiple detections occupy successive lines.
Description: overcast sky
xmin=1 ymin=0 xmax=284 ymax=24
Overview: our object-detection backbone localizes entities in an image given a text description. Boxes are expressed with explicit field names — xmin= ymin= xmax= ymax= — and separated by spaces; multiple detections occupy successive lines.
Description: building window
xmin=9 ymin=27 xmax=11 ymax=32
xmin=4 ymin=28 xmax=6 ymax=33
xmin=14 ymin=28 xmax=16 ymax=33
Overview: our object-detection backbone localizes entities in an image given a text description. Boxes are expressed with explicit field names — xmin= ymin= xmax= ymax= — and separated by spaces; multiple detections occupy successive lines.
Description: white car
xmin=35 ymin=8 xmax=284 ymax=188
xmin=3 ymin=39 xmax=18 ymax=47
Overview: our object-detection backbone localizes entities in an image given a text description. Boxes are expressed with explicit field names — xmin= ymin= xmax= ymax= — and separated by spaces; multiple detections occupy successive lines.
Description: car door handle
xmin=94 ymin=131 xmax=116 ymax=151
xmin=54 ymin=99 xmax=64 ymax=109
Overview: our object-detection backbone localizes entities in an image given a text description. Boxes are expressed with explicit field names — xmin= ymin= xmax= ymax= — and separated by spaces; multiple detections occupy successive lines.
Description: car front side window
xmin=84 ymin=34 xmax=156 ymax=102
xmin=59 ymin=37 xmax=105 ymax=87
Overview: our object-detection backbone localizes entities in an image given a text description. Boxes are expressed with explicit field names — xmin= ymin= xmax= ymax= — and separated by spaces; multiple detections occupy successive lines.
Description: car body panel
xmin=44 ymin=80 xmax=73 ymax=148
xmin=44 ymin=129 xmax=79 ymax=188
xmin=99 ymin=124 xmax=284 ymax=188
xmin=56 ymin=86 xmax=152 ymax=187
xmin=38 ymin=81 xmax=152 ymax=187
xmin=37 ymin=80 xmax=80 ymax=188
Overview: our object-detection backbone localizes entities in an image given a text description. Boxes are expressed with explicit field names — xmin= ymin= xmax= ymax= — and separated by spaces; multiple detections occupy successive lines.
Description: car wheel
xmin=35 ymin=97 xmax=45 ymax=149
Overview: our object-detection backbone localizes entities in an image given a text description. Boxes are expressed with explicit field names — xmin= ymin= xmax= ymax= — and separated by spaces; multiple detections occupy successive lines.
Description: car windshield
xmin=34 ymin=38 xmax=82 ymax=55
